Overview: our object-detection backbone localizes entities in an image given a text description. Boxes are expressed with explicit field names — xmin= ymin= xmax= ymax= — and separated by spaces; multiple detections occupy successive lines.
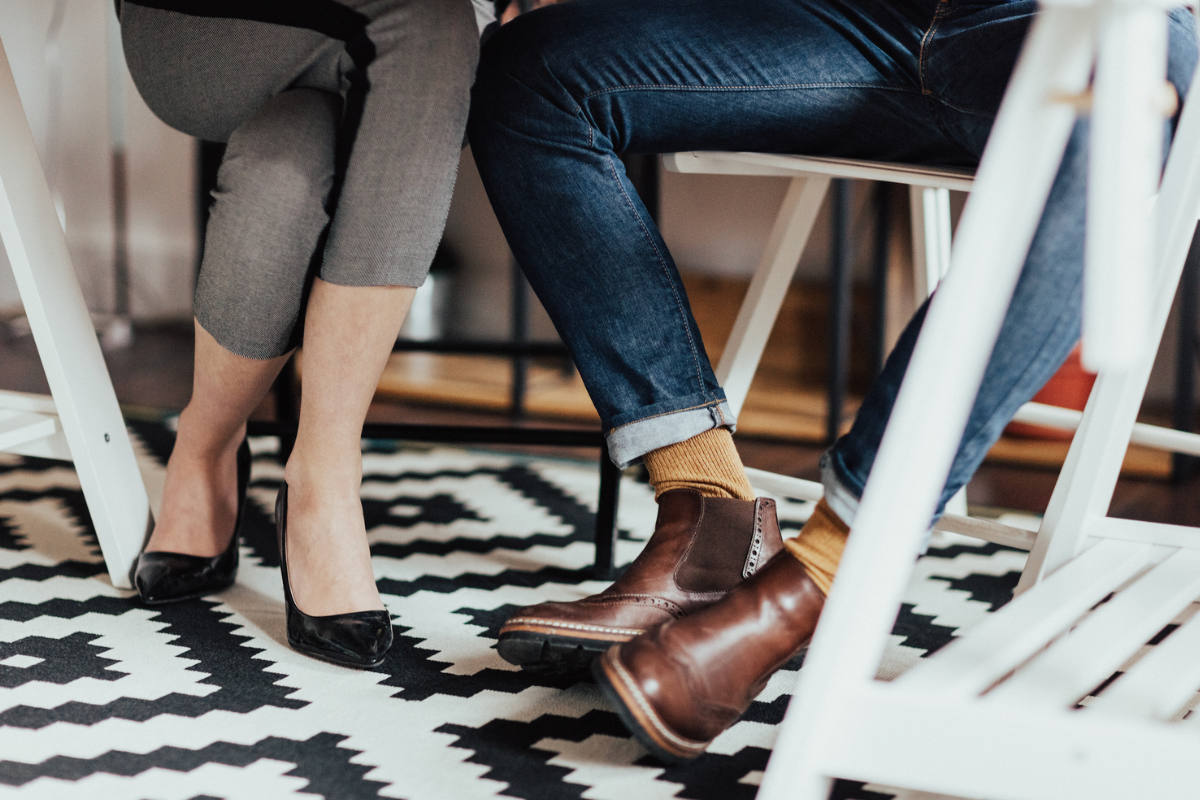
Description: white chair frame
xmin=729 ymin=1 xmax=1200 ymax=797
xmin=0 ymin=39 xmax=150 ymax=590
xmin=664 ymin=101 xmax=1200 ymax=561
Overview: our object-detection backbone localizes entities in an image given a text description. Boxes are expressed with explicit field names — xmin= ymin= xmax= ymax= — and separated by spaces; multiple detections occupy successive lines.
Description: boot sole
xmin=497 ymin=630 xmax=618 ymax=676
xmin=592 ymin=648 xmax=710 ymax=765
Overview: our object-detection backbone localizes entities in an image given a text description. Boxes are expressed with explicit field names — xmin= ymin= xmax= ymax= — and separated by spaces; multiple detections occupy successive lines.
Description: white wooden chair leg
xmin=1018 ymin=59 xmax=1200 ymax=590
xmin=0 ymin=40 xmax=150 ymax=589
xmin=716 ymin=174 xmax=831 ymax=416
xmin=910 ymin=185 xmax=953 ymax=302
xmin=759 ymin=8 xmax=1095 ymax=796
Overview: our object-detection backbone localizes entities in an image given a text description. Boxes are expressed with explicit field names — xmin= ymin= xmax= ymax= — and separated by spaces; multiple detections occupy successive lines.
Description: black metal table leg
xmin=870 ymin=183 xmax=891 ymax=378
xmin=1173 ymin=222 xmax=1200 ymax=480
xmin=271 ymin=357 xmax=299 ymax=464
xmin=593 ymin=453 xmax=621 ymax=580
xmin=827 ymin=178 xmax=854 ymax=444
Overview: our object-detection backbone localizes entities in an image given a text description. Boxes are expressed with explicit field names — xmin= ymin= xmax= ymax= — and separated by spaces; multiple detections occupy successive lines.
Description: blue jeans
xmin=468 ymin=0 xmax=1198 ymax=522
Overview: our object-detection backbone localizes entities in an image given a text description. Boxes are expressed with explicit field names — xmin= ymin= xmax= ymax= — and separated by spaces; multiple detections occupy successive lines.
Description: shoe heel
xmin=276 ymin=482 xmax=392 ymax=669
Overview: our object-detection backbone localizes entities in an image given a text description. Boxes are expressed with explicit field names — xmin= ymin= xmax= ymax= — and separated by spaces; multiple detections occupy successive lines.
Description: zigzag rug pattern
xmin=0 ymin=421 xmax=1032 ymax=800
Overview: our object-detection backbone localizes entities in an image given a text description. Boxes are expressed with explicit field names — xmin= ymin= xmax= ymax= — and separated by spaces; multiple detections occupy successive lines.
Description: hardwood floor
xmin=0 ymin=321 xmax=1194 ymax=529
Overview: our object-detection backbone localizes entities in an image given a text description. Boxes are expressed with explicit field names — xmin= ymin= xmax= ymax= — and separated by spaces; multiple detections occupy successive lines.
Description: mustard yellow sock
xmin=783 ymin=498 xmax=848 ymax=596
xmin=642 ymin=428 xmax=755 ymax=501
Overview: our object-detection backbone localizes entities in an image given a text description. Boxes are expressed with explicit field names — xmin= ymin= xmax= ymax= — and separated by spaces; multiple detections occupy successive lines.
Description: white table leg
xmin=0 ymin=39 xmax=150 ymax=589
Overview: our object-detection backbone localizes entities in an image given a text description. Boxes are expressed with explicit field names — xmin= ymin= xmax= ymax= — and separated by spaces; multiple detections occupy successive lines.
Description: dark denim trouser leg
xmin=469 ymin=0 xmax=1197 ymax=499
xmin=469 ymin=0 xmax=977 ymax=466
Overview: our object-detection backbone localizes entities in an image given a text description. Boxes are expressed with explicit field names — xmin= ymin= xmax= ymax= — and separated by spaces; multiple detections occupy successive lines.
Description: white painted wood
xmin=908 ymin=185 xmax=953 ymax=303
xmin=944 ymin=485 xmax=968 ymax=516
xmin=0 ymin=410 xmax=58 ymax=452
xmin=742 ymin=471 xmax=1035 ymax=548
xmin=1089 ymin=517 xmax=1200 ymax=549
xmin=911 ymin=186 xmax=953 ymax=303
xmin=715 ymin=175 xmax=830 ymax=416
xmin=1088 ymin=610 xmax=1200 ymax=720
xmin=897 ymin=539 xmax=1150 ymax=698
xmin=760 ymin=9 xmax=1101 ymax=795
xmin=5 ymin=429 xmax=72 ymax=461
xmin=909 ymin=185 xmax=930 ymax=301
xmin=1011 ymin=400 xmax=1200 ymax=455
xmin=662 ymin=151 xmax=976 ymax=191
xmin=1018 ymin=3 xmax=1200 ymax=591
xmin=932 ymin=512 xmax=1037 ymax=549
xmin=744 ymin=468 xmax=824 ymax=502
xmin=820 ymin=684 xmax=1200 ymax=800
xmin=0 ymin=38 xmax=149 ymax=589
xmin=1082 ymin=5 xmax=1164 ymax=372
xmin=0 ymin=389 xmax=60 ymax=415
xmin=989 ymin=548 xmax=1200 ymax=709
xmin=754 ymin=4 xmax=1200 ymax=799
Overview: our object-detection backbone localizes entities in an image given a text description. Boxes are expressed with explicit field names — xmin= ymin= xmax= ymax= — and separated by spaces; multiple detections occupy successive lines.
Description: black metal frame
xmin=248 ymin=413 xmax=622 ymax=579
xmin=826 ymin=180 xmax=893 ymax=442
xmin=1173 ymin=223 xmax=1200 ymax=480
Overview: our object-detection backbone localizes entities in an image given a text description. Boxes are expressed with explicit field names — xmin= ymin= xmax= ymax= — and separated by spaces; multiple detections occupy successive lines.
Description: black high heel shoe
xmin=275 ymin=482 xmax=392 ymax=668
xmin=134 ymin=439 xmax=251 ymax=605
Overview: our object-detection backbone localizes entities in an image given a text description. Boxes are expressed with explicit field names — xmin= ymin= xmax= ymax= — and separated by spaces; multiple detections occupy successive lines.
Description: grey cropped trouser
xmin=120 ymin=0 xmax=479 ymax=359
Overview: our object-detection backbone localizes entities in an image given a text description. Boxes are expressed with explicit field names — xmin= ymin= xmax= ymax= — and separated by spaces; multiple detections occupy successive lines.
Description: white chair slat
xmin=897 ymin=539 xmax=1152 ymax=698
xmin=987 ymin=547 xmax=1200 ymax=709
xmin=0 ymin=410 xmax=59 ymax=452
xmin=822 ymin=686 xmax=1200 ymax=800
xmin=1087 ymin=608 xmax=1200 ymax=721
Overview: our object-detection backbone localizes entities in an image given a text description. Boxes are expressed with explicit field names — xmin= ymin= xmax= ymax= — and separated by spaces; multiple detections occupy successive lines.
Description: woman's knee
xmin=216 ymin=89 xmax=341 ymax=223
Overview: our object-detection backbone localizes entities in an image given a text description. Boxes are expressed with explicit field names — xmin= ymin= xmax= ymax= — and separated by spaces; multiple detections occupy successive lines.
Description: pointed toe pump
xmin=135 ymin=439 xmax=251 ymax=605
xmin=275 ymin=482 xmax=393 ymax=669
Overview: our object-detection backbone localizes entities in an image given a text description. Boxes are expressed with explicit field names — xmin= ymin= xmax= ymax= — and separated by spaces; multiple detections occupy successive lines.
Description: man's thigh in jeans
xmin=477 ymin=0 xmax=1005 ymax=163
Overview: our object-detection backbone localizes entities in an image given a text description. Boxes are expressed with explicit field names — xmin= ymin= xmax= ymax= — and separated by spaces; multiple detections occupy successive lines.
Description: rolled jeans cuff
xmin=820 ymin=449 xmax=937 ymax=551
xmin=606 ymin=400 xmax=737 ymax=469
xmin=819 ymin=450 xmax=861 ymax=528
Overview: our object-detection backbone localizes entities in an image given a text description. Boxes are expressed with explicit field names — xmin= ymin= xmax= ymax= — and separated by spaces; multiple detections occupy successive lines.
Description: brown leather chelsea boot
xmin=593 ymin=551 xmax=824 ymax=763
xmin=497 ymin=489 xmax=783 ymax=674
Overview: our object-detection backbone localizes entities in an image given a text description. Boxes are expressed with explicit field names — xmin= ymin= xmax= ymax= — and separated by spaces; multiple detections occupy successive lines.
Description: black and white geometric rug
xmin=0 ymin=421 xmax=1035 ymax=800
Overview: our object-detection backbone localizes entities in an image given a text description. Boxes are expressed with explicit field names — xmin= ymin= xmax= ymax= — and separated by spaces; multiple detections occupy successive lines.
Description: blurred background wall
xmin=0 ymin=0 xmax=195 ymax=323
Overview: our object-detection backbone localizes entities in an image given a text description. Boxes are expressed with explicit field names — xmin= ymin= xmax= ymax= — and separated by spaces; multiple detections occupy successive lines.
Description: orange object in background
xmin=1005 ymin=343 xmax=1097 ymax=440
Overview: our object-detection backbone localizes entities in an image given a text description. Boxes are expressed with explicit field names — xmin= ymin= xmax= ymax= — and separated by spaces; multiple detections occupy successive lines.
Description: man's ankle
xmin=782 ymin=498 xmax=848 ymax=596
xmin=643 ymin=428 xmax=755 ymax=501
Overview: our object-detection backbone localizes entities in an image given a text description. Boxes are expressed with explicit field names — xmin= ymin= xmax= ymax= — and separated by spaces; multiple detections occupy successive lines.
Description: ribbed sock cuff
xmin=643 ymin=427 xmax=755 ymax=501
xmin=783 ymin=497 xmax=849 ymax=596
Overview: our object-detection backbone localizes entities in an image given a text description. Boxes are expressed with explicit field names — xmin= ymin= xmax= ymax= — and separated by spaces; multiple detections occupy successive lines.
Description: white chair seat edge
xmin=662 ymin=151 xmax=975 ymax=191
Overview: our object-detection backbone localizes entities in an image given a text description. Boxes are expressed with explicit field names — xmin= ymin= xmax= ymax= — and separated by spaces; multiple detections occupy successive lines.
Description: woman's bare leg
xmin=146 ymin=321 xmax=290 ymax=557
xmin=281 ymin=278 xmax=416 ymax=616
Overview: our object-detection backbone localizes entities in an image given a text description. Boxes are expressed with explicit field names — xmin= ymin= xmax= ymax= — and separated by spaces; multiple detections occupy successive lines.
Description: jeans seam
xmin=926 ymin=95 xmax=999 ymax=119
xmin=603 ymin=153 xmax=707 ymax=394
xmin=578 ymin=82 xmax=921 ymax=103
xmin=918 ymin=0 xmax=950 ymax=96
